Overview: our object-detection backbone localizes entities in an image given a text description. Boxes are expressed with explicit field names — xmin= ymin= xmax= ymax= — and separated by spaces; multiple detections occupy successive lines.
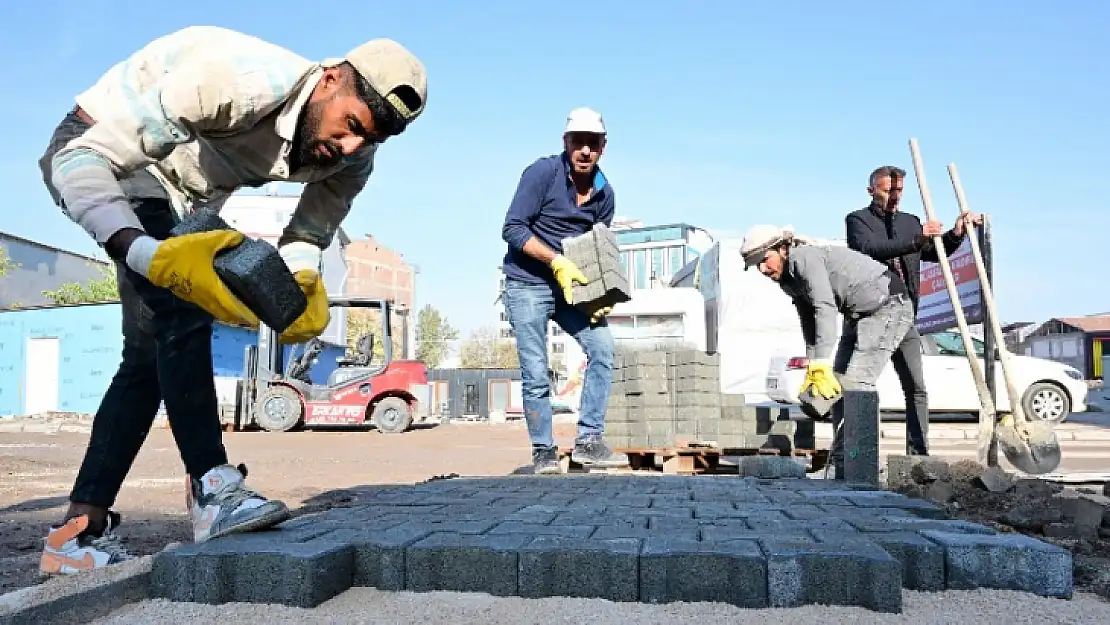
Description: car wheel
xmin=1022 ymin=381 xmax=1070 ymax=424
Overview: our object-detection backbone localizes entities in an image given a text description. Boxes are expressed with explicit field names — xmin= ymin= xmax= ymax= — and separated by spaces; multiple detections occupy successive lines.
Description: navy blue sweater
xmin=500 ymin=153 xmax=615 ymax=285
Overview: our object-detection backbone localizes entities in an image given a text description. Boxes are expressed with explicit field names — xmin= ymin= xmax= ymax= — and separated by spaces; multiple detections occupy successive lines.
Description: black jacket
xmin=845 ymin=203 xmax=965 ymax=312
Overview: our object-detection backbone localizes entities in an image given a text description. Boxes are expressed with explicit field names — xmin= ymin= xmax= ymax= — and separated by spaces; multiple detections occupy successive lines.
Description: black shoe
xmin=571 ymin=435 xmax=629 ymax=467
xmin=532 ymin=446 xmax=562 ymax=475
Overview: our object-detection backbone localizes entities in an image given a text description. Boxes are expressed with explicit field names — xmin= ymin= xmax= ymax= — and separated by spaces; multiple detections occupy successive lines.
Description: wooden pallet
xmin=557 ymin=446 xmax=829 ymax=475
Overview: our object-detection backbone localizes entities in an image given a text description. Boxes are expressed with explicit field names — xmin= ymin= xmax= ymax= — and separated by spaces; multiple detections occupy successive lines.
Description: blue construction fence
xmin=0 ymin=301 xmax=345 ymax=417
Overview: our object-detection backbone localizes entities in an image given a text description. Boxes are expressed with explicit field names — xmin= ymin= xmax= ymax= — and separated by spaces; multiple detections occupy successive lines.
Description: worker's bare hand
xmin=953 ymin=212 xmax=983 ymax=237
xmin=922 ymin=220 xmax=944 ymax=237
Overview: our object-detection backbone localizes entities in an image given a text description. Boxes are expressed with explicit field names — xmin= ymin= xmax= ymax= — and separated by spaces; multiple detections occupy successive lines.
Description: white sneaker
xmin=186 ymin=463 xmax=290 ymax=543
xmin=39 ymin=512 xmax=134 ymax=577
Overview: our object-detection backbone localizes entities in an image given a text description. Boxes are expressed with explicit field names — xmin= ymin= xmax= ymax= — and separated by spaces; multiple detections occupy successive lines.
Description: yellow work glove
xmin=126 ymin=231 xmax=259 ymax=328
xmin=801 ymin=360 xmax=842 ymax=399
xmin=590 ymin=305 xmax=613 ymax=324
xmin=279 ymin=270 xmax=331 ymax=344
xmin=550 ymin=255 xmax=588 ymax=303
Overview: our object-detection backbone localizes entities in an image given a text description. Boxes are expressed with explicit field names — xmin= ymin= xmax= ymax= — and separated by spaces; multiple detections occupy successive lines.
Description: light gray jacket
xmin=777 ymin=244 xmax=908 ymax=360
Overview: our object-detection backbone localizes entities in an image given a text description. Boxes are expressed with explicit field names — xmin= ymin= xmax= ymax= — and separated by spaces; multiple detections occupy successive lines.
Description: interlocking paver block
xmin=151 ymin=475 xmax=1077 ymax=611
xmin=518 ymin=535 xmax=642 ymax=601
xmin=405 ymin=532 xmax=530 ymax=596
xmin=149 ymin=534 xmax=353 ymax=608
xmin=640 ymin=537 xmax=767 ymax=607
xmin=920 ymin=530 xmax=1074 ymax=598
xmin=764 ymin=539 xmax=902 ymax=613
xmin=810 ymin=530 xmax=946 ymax=591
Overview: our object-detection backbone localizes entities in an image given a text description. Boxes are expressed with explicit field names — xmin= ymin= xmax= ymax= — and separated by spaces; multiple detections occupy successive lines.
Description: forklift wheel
xmin=371 ymin=397 xmax=413 ymax=434
xmin=254 ymin=385 xmax=304 ymax=432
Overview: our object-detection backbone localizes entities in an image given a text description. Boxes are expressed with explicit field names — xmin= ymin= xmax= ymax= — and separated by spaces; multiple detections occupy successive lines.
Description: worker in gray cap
xmin=740 ymin=225 xmax=915 ymax=478
xmin=37 ymin=25 xmax=427 ymax=576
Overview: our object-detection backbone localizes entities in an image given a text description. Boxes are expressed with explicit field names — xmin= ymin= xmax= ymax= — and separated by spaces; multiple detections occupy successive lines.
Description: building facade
xmin=0 ymin=302 xmax=345 ymax=417
xmin=1021 ymin=315 xmax=1110 ymax=380
xmin=344 ymin=235 xmax=417 ymax=358
xmin=344 ymin=235 xmax=415 ymax=309
xmin=0 ymin=232 xmax=112 ymax=309
xmin=611 ymin=221 xmax=716 ymax=291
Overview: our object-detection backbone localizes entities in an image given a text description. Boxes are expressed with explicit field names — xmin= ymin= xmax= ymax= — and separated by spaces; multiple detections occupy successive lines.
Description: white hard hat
xmin=564 ymin=107 xmax=606 ymax=135
xmin=740 ymin=224 xmax=793 ymax=269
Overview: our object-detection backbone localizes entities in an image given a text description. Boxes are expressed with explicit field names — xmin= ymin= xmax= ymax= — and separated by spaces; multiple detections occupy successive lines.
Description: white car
xmin=765 ymin=330 xmax=1087 ymax=423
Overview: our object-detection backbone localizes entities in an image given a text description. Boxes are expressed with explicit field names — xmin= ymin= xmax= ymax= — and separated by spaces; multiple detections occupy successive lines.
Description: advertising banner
xmin=916 ymin=235 xmax=984 ymax=333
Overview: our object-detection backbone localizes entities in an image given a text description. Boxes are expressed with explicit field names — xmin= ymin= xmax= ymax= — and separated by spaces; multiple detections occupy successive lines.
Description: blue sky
xmin=1 ymin=1 xmax=1106 ymax=337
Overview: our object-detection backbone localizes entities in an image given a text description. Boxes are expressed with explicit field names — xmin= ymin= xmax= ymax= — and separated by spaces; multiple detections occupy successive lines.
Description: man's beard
xmin=290 ymin=101 xmax=343 ymax=171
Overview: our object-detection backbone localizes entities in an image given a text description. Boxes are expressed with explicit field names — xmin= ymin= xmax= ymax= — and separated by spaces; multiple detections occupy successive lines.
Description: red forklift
xmin=231 ymin=297 xmax=429 ymax=434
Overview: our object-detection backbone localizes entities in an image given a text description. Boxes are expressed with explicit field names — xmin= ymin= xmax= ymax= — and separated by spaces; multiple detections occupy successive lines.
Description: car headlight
xmin=1064 ymin=368 xmax=1083 ymax=381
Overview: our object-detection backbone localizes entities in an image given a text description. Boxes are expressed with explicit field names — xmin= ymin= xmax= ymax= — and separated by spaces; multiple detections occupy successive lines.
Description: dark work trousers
xmin=830 ymin=319 xmax=930 ymax=470
xmin=39 ymin=109 xmax=229 ymax=508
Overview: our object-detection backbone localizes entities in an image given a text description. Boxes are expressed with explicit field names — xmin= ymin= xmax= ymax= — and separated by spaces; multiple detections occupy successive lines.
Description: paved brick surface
xmin=148 ymin=475 xmax=1075 ymax=612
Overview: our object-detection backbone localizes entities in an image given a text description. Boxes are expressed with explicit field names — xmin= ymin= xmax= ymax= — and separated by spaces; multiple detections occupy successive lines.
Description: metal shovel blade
xmin=995 ymin=415 xmax=1062 ymax=475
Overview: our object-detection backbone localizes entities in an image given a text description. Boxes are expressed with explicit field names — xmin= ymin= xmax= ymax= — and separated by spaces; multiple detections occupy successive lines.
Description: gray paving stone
xmin=764 ymin=539 xmax=902 ymax=613
xmin=151 ymin=474 xmax=1077 ymax=611
xmin=809 ymin=530 xmax=946 ymax=591
xmin=318 ymin=522 xmax=435 ymax=590
xmin=846 ymin=517 xmax=996 ymax=534
xmin=405 ymin=532 xmax=530 ymax=596
xmin=640 ymin=537 xmax=767 ymax=607
xmin=518 ymin=535 xmax=642 ymax=601
xmin=149 ymin=536 xmax=353 ymax=607
xmin=920 ymin=530 xmax=1074 ymax=598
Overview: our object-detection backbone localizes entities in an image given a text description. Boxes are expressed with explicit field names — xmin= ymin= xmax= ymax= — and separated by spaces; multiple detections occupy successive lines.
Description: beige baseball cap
xmin=322 ymin=38 xmax=427 ymax=123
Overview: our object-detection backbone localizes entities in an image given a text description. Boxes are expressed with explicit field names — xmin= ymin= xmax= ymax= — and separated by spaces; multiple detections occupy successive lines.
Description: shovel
xmin=909 ymin=139 xmax=998 ymax=467
xmin=946 ymin=164 xmax=1061 ymax=474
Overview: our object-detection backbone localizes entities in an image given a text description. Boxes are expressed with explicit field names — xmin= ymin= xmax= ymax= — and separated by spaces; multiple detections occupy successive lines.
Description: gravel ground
xmin=91 ymin=587 xmax=1110 ymax=625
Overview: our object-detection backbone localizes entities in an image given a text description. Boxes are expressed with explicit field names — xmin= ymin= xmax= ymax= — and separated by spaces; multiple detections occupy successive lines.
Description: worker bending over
xmin=740 ymin=225 xmax=915 ymax=479
xmin=37 ymin=25 xmax=426 ymax=575
xmin=499 ymin=108 xmax=628 ymax=474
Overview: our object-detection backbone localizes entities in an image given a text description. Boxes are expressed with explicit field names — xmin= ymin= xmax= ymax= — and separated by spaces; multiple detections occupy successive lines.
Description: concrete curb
xmin=0 ymin=555 xmax=151 ymax=625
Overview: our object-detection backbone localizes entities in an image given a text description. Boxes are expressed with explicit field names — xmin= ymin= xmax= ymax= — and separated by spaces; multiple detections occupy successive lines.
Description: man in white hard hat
xmin=740 ymin=225 xmax=915 ymax=478
xmin=36 ymin=25 xmax=427 ymax=576
xmin=499 ymin=107 xmax=628 ymax=475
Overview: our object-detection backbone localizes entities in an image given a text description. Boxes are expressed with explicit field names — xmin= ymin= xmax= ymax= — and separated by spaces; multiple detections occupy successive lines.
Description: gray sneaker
xmin=571 ymin=435 xmax=629 ymax=467
xmin=187 ymin=463 xmax=291 ymax=543
xmin=532 ymin=446 xmax=562 ymax=475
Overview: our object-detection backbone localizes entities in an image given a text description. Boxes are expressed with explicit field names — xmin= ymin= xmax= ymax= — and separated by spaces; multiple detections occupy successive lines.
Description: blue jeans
xmin=503 ymin=279 xmax=614 ymax=449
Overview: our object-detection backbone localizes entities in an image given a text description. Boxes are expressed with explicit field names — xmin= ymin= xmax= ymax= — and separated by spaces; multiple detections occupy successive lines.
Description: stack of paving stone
xmin=605 ymin=347 xmax=816 ymax=453
xmin=560 ymin=224 xmax=632 ymax=310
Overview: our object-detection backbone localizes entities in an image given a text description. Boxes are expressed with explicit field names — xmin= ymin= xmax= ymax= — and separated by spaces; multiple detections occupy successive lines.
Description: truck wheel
xmin=372 ymin=397 xmax=413 ymax=434
xmin=254 ymin=386 xmax=304 ymax=432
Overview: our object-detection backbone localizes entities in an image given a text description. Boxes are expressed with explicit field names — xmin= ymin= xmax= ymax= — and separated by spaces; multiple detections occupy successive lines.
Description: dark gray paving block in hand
xmin=764 ymin=540 xmax=902 ymax=613
xmin=405 ymin=532 xmax=530 ymax=596
xmin=640 ymin=537 xmax=767 ymax=608
xmin=149 ymin=538 xmax=354 ymax=608
xmin=920 ymin=530 xmax=1074 ymax=599
xmin=517 ymin=535 xmax=642 ymax=602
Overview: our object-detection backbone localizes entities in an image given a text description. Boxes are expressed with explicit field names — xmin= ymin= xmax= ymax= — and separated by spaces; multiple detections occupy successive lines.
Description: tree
xmin=0 ymin=246 xmax=15 ymax=277
xmin=41 ymin=263 xmax=119 ymax=305
xmin=415 ymin=304 xmax=458 ymax=368
xmin=345 ymin=307 xmax=403 ymax=363
xmin=458 ymin=326 xmax=520 ymax=369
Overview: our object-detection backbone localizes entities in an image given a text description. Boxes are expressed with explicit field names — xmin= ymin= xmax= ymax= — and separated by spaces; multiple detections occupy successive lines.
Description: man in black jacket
xmin=844 ymin=165 xmax=980 ymax=456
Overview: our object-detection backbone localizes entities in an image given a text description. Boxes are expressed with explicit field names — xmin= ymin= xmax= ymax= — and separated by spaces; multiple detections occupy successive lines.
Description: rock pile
xmin=885 ymin=455 xmax=1110 ymax=598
